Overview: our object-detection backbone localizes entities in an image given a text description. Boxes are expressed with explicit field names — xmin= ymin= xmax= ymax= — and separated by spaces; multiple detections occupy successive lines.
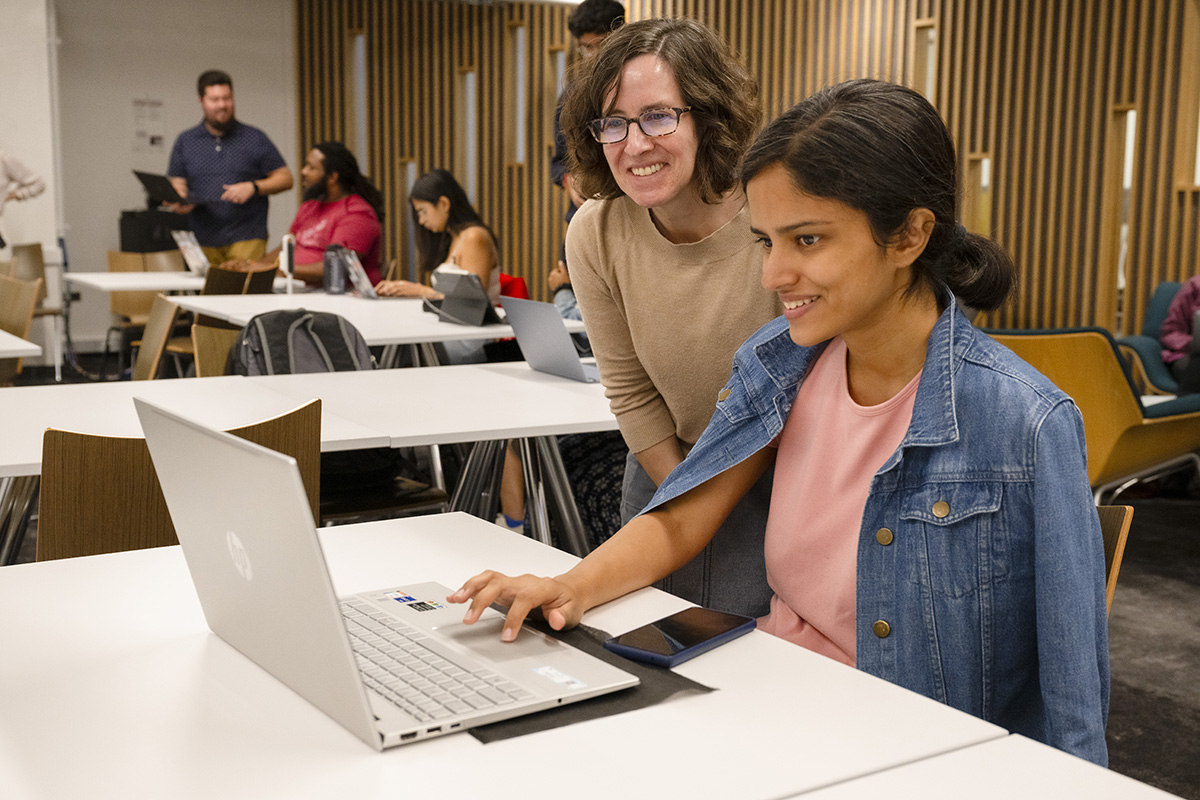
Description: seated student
xmin=449 ymin=80 xmax=1110 ymax=765
xmin=1160 ymin=274 xmax=1200 ymax=394
xmin=374 ymin=169 xmax=501 ymax=305
xmin=225 ymin=141 xmax=383 ymax=286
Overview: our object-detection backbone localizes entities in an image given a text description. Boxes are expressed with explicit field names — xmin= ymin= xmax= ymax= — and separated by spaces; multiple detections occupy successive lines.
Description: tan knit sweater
xmin=567 ymin=196 xmax=783 ymax=453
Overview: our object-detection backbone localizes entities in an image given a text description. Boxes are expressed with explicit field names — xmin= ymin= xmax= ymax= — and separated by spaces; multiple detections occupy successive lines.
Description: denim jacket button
xmin=718 ymin=388 xmax=731 ymax=402
xmin=872 ymin=620 xmax=891 ymax=638
xmin=932 ymin=500 xmax=950 ymax=518
xmin=875 ymin=527 xmax=893 ymax=546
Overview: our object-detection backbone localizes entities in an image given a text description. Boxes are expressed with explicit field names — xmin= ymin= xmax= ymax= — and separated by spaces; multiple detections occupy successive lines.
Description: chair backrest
xmin=201 ymin=264 xmax=253 ymax=295
xmin=1096 ymin=505 xmax=1133 ymax=614
xmin=191 ymin=322 xmax=241 ymax=377
xmin=0 ymin=273 xmax=43 ymax=384
xmin=987 ymin=328 xmax=1144 ymax=487
xmin=9 ymin=243 xmax=48 ymax=306
xmin=36 ymin=399 xmax=322 ymax=561
xmin=1141 ymin=281 xmax=1183 ymax=339
xmin=244 ymin=265 xmax=277 ymax=294
xmin=142 ymin=249 xmax=187 ymax=273
xmin=498 ymin=273 xmax=530 ymax=299
xmin=130 ymin=294 xmax=179 ymax=381
xmin=106 ymin=250 xmax=157 ymax=322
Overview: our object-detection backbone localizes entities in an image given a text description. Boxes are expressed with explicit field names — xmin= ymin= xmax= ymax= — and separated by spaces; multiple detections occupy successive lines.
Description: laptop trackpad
xmin=439 ymin=619 xmax=567 ymax=662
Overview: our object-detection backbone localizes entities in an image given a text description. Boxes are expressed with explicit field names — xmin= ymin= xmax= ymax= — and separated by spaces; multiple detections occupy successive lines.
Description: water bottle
xmin=322 ymin=244 xmax=347 ymax=294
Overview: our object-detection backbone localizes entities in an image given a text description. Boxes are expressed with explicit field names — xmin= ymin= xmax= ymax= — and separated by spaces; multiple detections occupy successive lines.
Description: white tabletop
xmin=0 ymin=375 xmax=390 ymax=477
xmin=172 ymin=292 xmax=585 ymax=346
xmin=65 ymin=271 xmax=208 ymax=293
xmin=799 ymin=734 xmax=1181 ymax=799
xmin=248 ymin=361 xmax=617 ymax=446
xmin=0 ymin=329 xmax=41 ymax=358
xmin=0 ymin=513 xmax=1007 ymax=800
xmin=65 ymin=271 xmax=300 ymax=293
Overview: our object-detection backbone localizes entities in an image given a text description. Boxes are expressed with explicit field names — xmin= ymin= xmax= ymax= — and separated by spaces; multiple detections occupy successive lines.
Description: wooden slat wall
xmin=296 ymin=0 xmax=1200 ymax=328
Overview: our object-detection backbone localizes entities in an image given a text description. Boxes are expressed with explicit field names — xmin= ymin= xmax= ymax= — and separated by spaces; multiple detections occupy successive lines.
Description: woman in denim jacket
xmin=451 ymin=80 xmax=1109 ymax=764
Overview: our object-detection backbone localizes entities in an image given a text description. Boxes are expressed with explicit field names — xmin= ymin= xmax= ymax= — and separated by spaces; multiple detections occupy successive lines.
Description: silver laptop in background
xmin=342 ymin=249 xmax=378 ymax=299
xmin=170 ymin=230 xmax=210 ymax=275
xmin=500 ymin=296 xmax=600 ymax=383
xmin=134 ymin=397 xmax=637 ymax=751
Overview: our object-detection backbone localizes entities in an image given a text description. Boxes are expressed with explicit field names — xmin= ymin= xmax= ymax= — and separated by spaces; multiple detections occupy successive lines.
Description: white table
xmin=171 ymin=292 xmax=586 ymax=348
xmin=799 ymin=734 xmax=1182 ymax=799
xmin=65 ymin=271 xmax=300 ymax=293
xmin=65 ymin=271 xmax=208 ymax=293
xmin=249 ymin=362 xmax=615 ymax=447
xmin=0 ymin=513 xmax=1007 ymax=800
xmin=0 ymin=375 xmax=388 ymax=478
xmin=250 ymin=362 xmax=618 ymax=553
xmin=0 ymin=329 xmax=41 ymax=359
xmin=0 ymin=376 xmax=389 ymax=564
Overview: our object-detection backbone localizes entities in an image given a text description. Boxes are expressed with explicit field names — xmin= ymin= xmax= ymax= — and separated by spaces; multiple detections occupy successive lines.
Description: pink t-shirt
xmin=289 ymin=194 xmax=382 ymax=285
xmin=759 ymin=337 xmax=920 ymax=667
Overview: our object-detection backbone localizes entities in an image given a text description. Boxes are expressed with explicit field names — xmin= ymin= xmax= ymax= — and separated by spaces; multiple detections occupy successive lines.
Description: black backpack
xmin=229 ymin=309 xmax=375 ymax=376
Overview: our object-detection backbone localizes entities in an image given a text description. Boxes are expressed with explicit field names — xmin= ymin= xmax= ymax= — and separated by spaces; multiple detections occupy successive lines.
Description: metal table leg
xmin=0 ymin=476 xmax=40 ymax=565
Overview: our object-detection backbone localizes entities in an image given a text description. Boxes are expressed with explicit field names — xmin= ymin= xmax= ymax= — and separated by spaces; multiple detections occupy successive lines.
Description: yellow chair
xmin=10 ymin=243 xmax=64 ymax=381
xmin=0 ymin=273 xmax=43 ymax=385
xmin=142 ymin=249 xmax=187 ymax=273
xmin=988 ymin=327 xmax=1200 ymax=501
xmin=191 ymin=322 xmax=241 ymax=377
xmin=36 ymin=400 xmax=322 ymax=561
xmin=130 ymin=294 xmax=180 ymax=381
xmin=1096 ymin=505 xmax=1133 ymax=615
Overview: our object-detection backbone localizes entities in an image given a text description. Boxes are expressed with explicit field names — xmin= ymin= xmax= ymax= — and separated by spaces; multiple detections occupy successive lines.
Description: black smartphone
xmin=602 ymin=607 xmax=756 ymax=667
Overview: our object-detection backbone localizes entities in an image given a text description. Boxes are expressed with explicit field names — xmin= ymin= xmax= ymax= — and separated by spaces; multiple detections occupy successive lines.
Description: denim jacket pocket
xmin=715 ymin=366 xmax=757 ymax=424
xmin=900 ymin=481 xmax=1009 ymax=598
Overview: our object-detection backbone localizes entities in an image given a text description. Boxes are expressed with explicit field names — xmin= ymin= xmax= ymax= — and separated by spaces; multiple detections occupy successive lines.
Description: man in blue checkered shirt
xmin=166 ymin=70 xmax=293 ymax=265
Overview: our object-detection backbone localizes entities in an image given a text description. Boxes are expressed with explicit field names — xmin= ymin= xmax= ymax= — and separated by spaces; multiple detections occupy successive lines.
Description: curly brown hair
xmin=560 ymin=17 xmax=761 ymax=205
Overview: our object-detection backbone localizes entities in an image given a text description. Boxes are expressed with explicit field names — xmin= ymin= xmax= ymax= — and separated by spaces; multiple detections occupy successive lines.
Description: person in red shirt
xmin=227 ymin=141 xmax=384 ymax=286
xmin=1160 ymin=275 xmax=1200 ymax=394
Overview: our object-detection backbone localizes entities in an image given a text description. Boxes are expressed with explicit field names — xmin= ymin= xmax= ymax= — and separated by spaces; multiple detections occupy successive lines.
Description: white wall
xmin=55 ymin=0 xmax=296 ymax=350
xmin=0 ymin=0 xmax=61 ymax=263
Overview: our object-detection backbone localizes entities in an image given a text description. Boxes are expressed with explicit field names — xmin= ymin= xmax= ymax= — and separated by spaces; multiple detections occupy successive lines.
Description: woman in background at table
xmin=374 ymin=169 xmax=501 ymax=305
xmin=558 ymin=18 xmax=782 ymax=617
xmin=451 ymin=79 xmax=1110 ymax=765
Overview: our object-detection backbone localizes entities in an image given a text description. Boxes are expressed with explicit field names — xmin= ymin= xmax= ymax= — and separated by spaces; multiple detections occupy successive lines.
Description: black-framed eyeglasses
xmin=587 ymin=107 xmax=692 ymax=144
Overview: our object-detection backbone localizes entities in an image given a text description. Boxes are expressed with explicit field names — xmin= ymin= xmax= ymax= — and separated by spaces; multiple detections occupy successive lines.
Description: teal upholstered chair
xmin=1117 ymin=282 xmax=1183 ymax=395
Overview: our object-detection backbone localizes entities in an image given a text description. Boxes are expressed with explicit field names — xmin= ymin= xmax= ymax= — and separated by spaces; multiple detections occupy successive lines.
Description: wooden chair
xmin=130 ymin=294 xmax=179 ymax=381
xmin=36 ymin=400 xmax=321 ymax=561
xmin=102 ymin=251 xmax=158 ymax=377
xmin=988 ymin=327 xmax=1200 ymax=501
xmin=0 ymin=273 xmax=43 ymax=385
xmin=166 ymin=264 xmax=273 ymax=370
xmin=191 ymin=322 xmax=241 ymax=377
xmin=1097 ymin=505 xmax=1133 ymax=614
xmin=141 ymin=249 xmax=187 ymax=273
xmin=10 ymin=243 xmax=64 ymax=381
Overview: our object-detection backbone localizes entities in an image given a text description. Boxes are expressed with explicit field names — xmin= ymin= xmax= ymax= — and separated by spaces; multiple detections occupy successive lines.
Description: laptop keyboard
xmin=341 ymin=599 xmax=536 ymax=723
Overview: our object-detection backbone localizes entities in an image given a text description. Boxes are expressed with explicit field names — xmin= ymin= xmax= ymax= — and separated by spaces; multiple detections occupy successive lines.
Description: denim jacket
xmin=643 ymin=299 xmax=1110 ymax=765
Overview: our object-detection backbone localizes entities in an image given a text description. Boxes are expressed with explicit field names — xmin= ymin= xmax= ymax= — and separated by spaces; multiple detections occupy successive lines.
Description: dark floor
xmin=1106 ymin=495 xmax=1200 ymax=798
xmin=7 ymin=361 xmax=1200 ymax=794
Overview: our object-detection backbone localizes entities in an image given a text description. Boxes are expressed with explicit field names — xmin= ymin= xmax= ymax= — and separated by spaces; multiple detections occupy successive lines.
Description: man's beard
xmin=206 ymin=115 xmax=235 ymax=134
xmin=303 ymin=178 xmax=329 ymax=203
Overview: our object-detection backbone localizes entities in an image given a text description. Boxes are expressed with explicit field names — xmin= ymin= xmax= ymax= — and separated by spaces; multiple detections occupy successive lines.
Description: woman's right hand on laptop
xmin=447 ymin=572 xmax=586 ymax=643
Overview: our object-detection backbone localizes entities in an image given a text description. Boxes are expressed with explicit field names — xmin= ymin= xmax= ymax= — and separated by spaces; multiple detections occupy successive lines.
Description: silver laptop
xmin=342 ymin=249 xmax=378 ymax=299
xmin=134 ymin=397 xmax=637 ymax=751
xmin=170 ymin=230 xmax=210 ymax=275
xmin=500 ymin=296 xmax=600 ymax=383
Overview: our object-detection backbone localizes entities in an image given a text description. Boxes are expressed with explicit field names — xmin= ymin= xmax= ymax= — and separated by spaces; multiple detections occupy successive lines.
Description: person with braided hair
xmin=227 ymin=141 xmax=383 ymax=287
xmin=451 ymin=79 xmax=1110 ymax=766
